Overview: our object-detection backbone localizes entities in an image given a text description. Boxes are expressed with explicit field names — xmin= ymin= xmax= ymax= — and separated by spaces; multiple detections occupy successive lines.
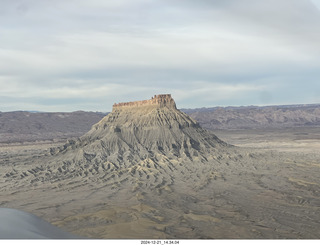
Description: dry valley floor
xmin=0 ymin=127 xmax=319 ymax=239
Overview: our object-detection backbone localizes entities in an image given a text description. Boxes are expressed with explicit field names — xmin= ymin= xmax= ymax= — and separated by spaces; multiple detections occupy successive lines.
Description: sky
xmin=1 ymin=0 xmax=320 ymax=112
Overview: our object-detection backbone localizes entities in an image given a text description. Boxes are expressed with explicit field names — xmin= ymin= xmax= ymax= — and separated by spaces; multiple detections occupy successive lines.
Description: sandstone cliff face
xmin=113 ymin=94 xmax=176 ymax=109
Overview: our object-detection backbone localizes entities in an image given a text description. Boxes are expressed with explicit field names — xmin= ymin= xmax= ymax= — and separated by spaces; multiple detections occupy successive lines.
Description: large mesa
xmin=9 ymin=94 xmax=228 ymax=184
xmin=53 ymin=94 xmax=227 ymax=169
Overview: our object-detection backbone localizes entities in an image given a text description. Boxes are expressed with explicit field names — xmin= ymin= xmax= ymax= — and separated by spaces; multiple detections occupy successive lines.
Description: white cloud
xmin=171 ymin=81 xmax=269 ymax=107
xmin=1 ymin=0 xmax=320 ymax=111
xmin=311 ymin=0 xmax=320 ymax=9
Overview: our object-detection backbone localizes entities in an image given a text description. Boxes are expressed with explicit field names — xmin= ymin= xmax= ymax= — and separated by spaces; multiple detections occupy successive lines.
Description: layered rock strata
xmin=51 ymin=94 xmax=227 ymax=173
xmin=113 ymin=94 xmax=176 ymax=109
xmin=6 ymin=95 xmax=228 ymax=183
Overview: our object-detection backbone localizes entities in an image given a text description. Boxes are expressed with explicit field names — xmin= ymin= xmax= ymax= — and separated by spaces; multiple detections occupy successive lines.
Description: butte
xmin=46 ymin=94 xmax=230 ymax=180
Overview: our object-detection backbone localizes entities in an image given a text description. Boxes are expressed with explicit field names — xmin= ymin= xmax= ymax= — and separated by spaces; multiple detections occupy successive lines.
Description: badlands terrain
xmin=0 ymin=95 xmax=319 ymax=239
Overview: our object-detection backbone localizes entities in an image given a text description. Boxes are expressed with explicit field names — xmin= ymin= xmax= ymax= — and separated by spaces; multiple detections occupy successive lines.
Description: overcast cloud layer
xmin=1 ymin=0 xmax=320 ymax=112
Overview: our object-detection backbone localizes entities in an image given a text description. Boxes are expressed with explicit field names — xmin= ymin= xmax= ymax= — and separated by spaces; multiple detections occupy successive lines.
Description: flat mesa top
xmin=112 ymin=94 xmax=177 ymax=109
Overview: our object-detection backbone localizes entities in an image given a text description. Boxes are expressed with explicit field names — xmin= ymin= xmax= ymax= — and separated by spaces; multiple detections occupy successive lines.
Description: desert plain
xmin=0 ymin=100 xmax=319 ymax=239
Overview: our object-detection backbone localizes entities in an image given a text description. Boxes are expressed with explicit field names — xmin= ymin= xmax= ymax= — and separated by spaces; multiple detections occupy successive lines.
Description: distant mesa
xmin=112 ymin=94 xmax=176 ymax=110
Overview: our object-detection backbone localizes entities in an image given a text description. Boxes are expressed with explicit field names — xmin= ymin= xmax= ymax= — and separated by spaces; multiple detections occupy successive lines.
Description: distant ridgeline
xmin=112 ymin=94 xmax=177 ymax=110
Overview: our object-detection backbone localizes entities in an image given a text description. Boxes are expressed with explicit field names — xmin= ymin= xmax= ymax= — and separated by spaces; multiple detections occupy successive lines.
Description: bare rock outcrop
xmin=9 ymin=95 xmax=229 ymax=183
xmin=52 ymin=94 xmax=228 ymax=171
xmin=113 ymin=94 xmax=176 ymax=109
